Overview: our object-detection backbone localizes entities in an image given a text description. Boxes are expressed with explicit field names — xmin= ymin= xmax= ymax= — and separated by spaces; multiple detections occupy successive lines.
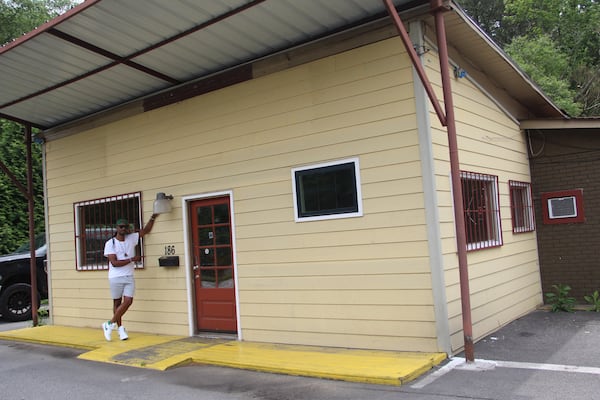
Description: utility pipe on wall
xmin=382 ymin=0 xmax=474 ymax=361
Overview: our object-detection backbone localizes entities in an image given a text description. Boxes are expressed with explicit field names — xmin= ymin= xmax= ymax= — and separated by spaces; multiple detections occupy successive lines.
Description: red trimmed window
xmin=73 ymin=192 xmax=144 ymax=270
xmin=509 ymin=180 xmax=535 ymax=233
xmin=541 ymin=189 xmax=585 ymax=224
xmin=461 ymin=171 xmax=503 ymax=251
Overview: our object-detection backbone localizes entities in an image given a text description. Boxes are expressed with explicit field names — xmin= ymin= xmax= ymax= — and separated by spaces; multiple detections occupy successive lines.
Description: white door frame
xmin=182 ymin=190 xmax=241 ymax=339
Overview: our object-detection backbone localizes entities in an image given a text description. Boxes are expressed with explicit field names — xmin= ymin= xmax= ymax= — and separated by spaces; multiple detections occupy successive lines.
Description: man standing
xmin=102 ymin=214 xmax=158 ymax=341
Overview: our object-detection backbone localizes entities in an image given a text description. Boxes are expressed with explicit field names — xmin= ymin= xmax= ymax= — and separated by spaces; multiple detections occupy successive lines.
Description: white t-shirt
xmin=103 ymin=232 xmax=139 ymax=279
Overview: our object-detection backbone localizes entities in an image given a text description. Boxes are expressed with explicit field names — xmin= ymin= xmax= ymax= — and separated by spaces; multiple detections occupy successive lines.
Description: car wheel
xmin=0 ymin=283 xmax=35 ymax=322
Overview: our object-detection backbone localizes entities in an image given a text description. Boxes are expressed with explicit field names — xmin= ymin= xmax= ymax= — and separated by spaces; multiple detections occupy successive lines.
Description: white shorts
xmin=109 ymin=275 xmax=135 ymax=299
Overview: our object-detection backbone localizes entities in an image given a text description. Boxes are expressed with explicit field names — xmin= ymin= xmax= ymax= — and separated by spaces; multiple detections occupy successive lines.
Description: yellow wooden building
xmin=0 ymin=1 xmax=567 ymax=356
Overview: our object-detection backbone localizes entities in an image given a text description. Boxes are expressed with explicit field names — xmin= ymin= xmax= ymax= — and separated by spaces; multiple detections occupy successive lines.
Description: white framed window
xmin=73 ymin=192 xmax=144 ymax=270
xmin=460 ymin=171 xmax=503 ymax=251
xmin=292 ymin=158 xmax=363 ymax=222
xmin=509 ymin=180 xmax=535 ymax=233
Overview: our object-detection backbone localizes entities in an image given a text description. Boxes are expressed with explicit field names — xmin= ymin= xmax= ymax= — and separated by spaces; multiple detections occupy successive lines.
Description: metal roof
xmin=0 ymin=0 xmax=564 ymax=131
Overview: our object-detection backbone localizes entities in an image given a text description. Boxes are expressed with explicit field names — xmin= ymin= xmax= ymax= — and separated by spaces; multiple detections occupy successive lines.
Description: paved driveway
xmin=466 ymin=309 xmax=600 ymax=367
xmin=408 ymin=309 xmax=600 ymax=399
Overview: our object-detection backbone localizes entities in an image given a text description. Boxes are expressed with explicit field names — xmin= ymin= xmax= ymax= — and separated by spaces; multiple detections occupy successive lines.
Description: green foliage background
xmin=1 ymin=0 xmax=76 ymax=253
xmin=0 ymin=120 xmax=45 ymax=253
xmin=458 ymin=0 xmax=600 ymax=117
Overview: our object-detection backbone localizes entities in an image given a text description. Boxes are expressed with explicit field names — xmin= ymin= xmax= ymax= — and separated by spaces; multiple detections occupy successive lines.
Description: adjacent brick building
xmin=528 ymin=125 xmax=600 ymax=301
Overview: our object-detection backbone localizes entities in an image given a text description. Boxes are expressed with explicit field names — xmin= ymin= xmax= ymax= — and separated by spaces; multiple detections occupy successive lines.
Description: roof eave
xmin=521 ymin=118 xmax=600 ymax=130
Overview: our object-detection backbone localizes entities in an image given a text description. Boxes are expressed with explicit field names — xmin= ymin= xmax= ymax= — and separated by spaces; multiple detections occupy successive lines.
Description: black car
xmin=0 ymin=233 xmax=48 ymax=321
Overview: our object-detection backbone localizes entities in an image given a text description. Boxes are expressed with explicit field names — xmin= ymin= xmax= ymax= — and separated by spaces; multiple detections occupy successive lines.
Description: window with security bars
xmin=509 ymin=180 xmax=535 ymax=233
xmin=460 ymin=171 xmax=503 ymax=251
xmin=73 ymin=192 xmax=144 ymax=270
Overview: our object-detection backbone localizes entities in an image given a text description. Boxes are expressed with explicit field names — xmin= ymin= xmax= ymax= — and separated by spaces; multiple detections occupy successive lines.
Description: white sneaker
xmin=102 ymin=321 xmax=113 ymax=341
xmin=118 ymin=326 xmax=129 ymax=340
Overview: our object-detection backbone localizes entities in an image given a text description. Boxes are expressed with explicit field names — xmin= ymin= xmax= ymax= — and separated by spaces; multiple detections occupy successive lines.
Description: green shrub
xmin=583 ymin=290 xmax=600 ymax=312
xmin=545 ymin=284 xmax=576 ymax=312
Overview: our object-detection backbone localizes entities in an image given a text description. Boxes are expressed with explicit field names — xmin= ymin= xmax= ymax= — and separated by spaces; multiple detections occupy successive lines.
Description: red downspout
xmin=383 ymin=0 xmax=474 ymax=361
xmin=26 ymin=125 xmax=39 ymax=327
xmin=430 ymin=1 xmax=473 ymax=362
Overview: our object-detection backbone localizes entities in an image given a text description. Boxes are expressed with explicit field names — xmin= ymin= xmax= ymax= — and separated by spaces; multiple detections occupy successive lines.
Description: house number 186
xmin=164 ymin=245 xmax=176 ymax=255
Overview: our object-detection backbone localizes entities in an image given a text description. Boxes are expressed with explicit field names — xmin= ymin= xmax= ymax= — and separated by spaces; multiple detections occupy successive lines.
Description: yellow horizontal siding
xmin=240 ymin=288 xmax=434 ymax=306
xmin=240 ymin=258 xmax=431 ymax=277
xmin=235 ymin=203 xmax=427 ymax=236
xmin=236 ymin=209 xmax=426 ymax=231
xmin=242 ymin=317 xmax=437 ymax=337
xmin=237 ymin=242 xmax=430 ymax=264
xmin=470 ymin=271 xmax=541 ymax=309
xmin=242 ymin=304 xmax=436 ymax=321
xmin=424 ymin=50 xmax=542 ymax=353
xmin=237 ymin=226 xmax=428 ymax=251
xmin=45 ymin=37 xmax=438 ymax=351
xmin=471 ymin=286 xmax=540 ymax=339
xmin=239 ymin=273 xmax=432 ymax=291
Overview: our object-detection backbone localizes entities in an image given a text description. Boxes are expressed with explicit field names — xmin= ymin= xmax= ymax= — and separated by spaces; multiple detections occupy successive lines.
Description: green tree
xmin=0 ymin=121 xmax=45 ymax=253
xmin=460 ymin=0 xmax=600 ymax=116
xmin=504 ymin=0 xmax=599 ymax=66
xmin=505 ymin=35 xmax=583 ymax=116
xmin=1 ymin=0 xmax=75 ymax=45
xmin=456 ymin=0 xmax=509 ymax=44
xmin=1 ymin=0 xmax=76 ymax=253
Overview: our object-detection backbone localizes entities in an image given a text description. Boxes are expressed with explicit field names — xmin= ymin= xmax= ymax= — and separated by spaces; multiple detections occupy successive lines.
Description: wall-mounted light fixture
xmin=153 ymin=192 xmax=174 ymax=214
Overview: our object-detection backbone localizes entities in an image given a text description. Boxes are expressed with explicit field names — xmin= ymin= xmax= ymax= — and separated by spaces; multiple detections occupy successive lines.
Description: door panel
xmin=190 ymin=196 xmax=237 ymax=332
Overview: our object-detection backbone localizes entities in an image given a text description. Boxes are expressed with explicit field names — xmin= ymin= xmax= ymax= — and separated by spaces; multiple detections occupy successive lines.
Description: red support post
xmin=382 ymin=0 xmax=447 ymax=126
xmin=383 ymin=0 xmax=474 ymax=361
xmin=431 ymin=1 xmax=474 ymax=362
xmin=25 ymin=125 xmax=39 ymax=327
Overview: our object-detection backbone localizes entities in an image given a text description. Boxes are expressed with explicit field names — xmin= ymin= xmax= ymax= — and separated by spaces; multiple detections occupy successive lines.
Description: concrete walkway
xmin=0 ymin=325 xmax=446 ymax=386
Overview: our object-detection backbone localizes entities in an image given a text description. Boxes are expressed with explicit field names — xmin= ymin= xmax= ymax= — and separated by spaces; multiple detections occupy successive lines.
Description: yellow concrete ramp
xmin=0 ymin=325 xmax=446 ymax=386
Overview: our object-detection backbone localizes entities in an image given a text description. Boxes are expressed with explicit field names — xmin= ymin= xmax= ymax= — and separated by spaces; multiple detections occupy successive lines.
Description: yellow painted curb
xmin=0 ymin=325 xmax=102 ymax=350
xmin=185 ymin=342 xmax=446 ymax=386
xmin=0 ymin=325 xmax=446 ymax=385
xmin=77 ymin=333 xmax=186 ymax=367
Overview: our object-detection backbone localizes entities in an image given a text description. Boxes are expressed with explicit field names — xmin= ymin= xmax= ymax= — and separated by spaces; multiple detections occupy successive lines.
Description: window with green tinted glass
xmin=292 ymin=158 xmax=363 ymax=221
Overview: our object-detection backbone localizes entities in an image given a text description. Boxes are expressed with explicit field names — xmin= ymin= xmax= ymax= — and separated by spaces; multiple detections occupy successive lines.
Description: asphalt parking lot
xmin=2 ymin=308 xmax=600 ymax=400
xmin=460 ymin=309 xmax=600 ymax=367
xmin=405 ymin=309 xmax=600 ymax=399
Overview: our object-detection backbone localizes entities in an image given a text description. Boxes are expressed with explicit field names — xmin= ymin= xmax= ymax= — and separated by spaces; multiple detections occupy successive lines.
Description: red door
xmin=190 ymin=196 xmax=237 ymax=332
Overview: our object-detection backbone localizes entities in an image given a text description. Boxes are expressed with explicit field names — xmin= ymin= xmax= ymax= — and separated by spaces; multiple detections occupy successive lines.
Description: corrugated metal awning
xmin=1 ymin=0 xmax=430 ymax=129
xmin=0 ymin=0 xmax=564 ymax=131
